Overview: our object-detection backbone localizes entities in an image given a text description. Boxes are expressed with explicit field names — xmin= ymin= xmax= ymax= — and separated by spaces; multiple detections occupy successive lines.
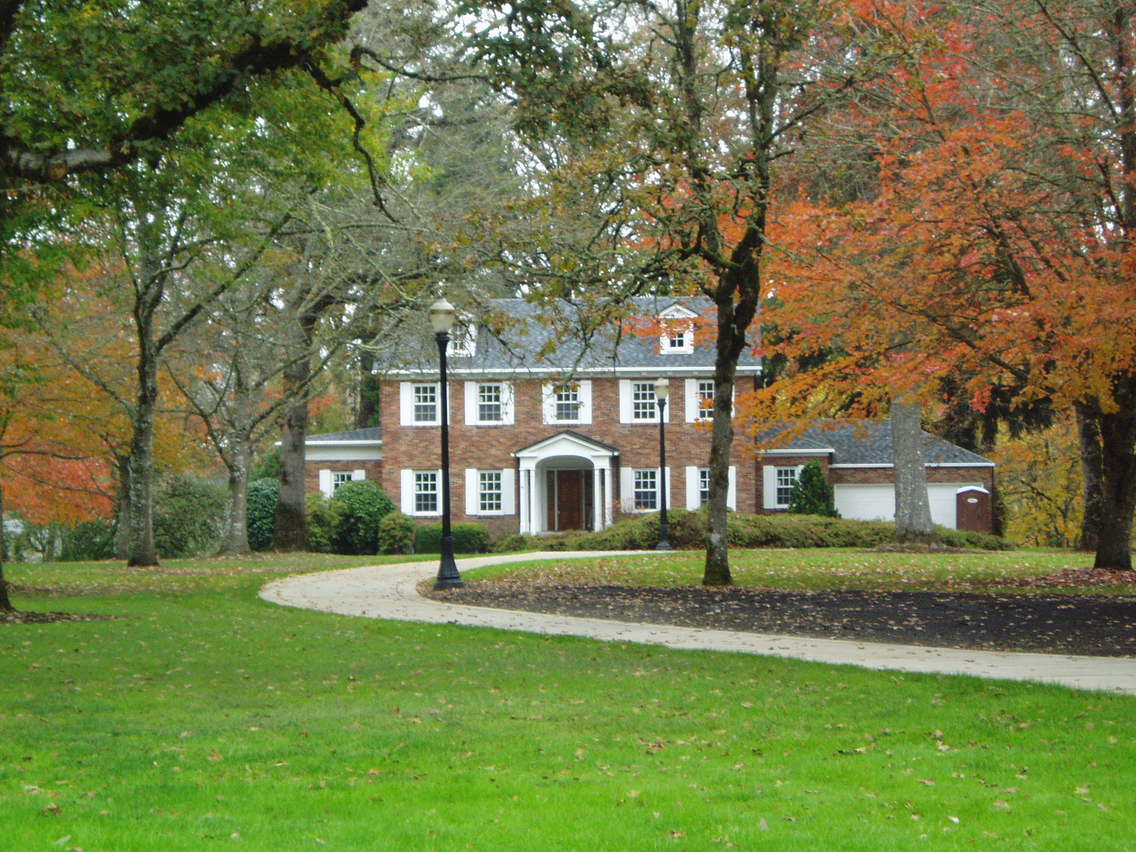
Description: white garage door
xmin=835 ymin=483 xmax=982 ymax=529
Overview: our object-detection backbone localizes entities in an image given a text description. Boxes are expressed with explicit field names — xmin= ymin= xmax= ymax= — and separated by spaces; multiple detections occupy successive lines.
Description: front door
xmin=546 ymin=470 xmax=594 ymax=531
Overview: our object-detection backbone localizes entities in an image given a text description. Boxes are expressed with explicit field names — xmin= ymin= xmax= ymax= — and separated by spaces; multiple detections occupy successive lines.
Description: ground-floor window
xmin=633 ymin=468 xmax=657 ymax=510
xmin=775 ymin=466 xmax=799 ymax=507
xmin=479 ymin=471 xmax=502 ymax=512
xmin=415 ymin=471 xmax=439 ymax=514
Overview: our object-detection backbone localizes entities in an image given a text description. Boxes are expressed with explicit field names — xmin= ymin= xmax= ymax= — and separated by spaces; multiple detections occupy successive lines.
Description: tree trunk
xmin=112 ymin=457 xmax=132 ymax=560
xmin=219 ymin=432 xmax=252 ymax=555
xmin=1093 ymin=404 xmax=1136 ymax=572
xmin=273 ymin=396 xmax=309 ymax=551
xmin=0 ymin=478 xmax=13 ymax=611
xmin=125 ymin=342 xmax=160 ymax=566
xmin=891 ymin=398 xmax=936 ymax=544
xmin=703 ymin=351 xmax=737 ymax=587
xmin=1075 ymin=403 xmax=1104 ymax=552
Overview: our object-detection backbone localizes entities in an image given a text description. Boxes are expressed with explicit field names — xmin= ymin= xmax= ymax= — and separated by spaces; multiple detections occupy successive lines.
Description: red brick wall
xmin=381 ymin=375 xmax=761 ymax=533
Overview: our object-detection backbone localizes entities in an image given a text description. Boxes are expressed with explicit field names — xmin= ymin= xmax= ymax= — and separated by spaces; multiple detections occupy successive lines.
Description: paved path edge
xmin=259 ymin=551 xmax=1136 ymax=695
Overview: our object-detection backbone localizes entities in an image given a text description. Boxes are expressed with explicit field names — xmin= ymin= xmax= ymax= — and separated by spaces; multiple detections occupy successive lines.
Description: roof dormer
xmin=658 ymin=303 xmax=698 ymax=354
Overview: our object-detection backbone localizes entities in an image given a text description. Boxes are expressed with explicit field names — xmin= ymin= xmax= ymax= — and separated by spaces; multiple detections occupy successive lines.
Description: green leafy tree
xmin=787 ymin=462 xmax=839 ymax=518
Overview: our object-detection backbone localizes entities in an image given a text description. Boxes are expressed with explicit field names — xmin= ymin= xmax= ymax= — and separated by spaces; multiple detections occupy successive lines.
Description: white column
xmin=591 ymin=461 xmax=603 ymax=531
xmin=518 ymin=465 xmax=531 ymax=534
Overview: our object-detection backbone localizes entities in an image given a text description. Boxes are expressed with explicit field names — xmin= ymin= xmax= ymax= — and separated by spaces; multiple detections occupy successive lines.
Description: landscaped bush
xmin=415 ymin=521 xmax=491 ymax=554
xmin=330 ymin=480 xmax=396 ymax=554
xmin=59 ymin=520 xmax=116 ymax=561
xmin=153 ymin=474 xmax=228 ymax=558
xmin=305 ymin=493 xmax=342 ymax=553
xmin=246 ymin=478 xmax=279 ymax=551
xmin=490 ymin=532 xmax=542 ymax=553
xmin=536 ymin=510 xmax=1012 ymax=551
xmin=788 ymin=461 xmax=839 ymax=517
xmin=378 ymin=511 xmax=416 ymax=554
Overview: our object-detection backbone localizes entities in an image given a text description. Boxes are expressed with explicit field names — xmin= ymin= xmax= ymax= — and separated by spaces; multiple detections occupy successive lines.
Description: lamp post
xmin=654 ymin=376 xmax=672 ymax=551
xmin=430 ymin=298 xmax=464 ymax=590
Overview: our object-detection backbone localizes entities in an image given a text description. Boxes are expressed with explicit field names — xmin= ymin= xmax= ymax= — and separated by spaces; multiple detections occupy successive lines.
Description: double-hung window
xmin=415 ymin=471 xmax=439 ymax=514
xmin=776 ymin=467 xmax=799 ymax=507
xmin=478 ymin=471 xmax=503 ymax=513
xmin=478 ymin=383 xmax=503 ymax=423
xmin=696 ymin=380 xmax=714 ymax=420
xmin=554 ymin=384 xmax=580 ymax=421
xmin=698 ymin=468 xmax=711 ymax=505
xmin=632 ymin=381 xmax=657 ymax=421
xmin=633 ymin=469 xmax=658 ymax=510
xmin=413 ymin=384 xmax=438 ymax=424
xmin=332 ymin=472 xmax=354 ymax=492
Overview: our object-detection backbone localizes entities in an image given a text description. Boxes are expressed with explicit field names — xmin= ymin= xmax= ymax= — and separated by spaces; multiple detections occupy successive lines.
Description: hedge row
xmin=491 ymin=509 xmax=1013 ymax=553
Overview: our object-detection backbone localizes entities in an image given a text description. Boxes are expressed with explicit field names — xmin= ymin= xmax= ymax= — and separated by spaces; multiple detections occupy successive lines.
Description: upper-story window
xmin=658 ymin=303 xmax=698 ymax=353
xmin=464 ymin=381 xmax=514 ymax=425
xmin=695 ymin=379 xmax=714 ymax=420
xmin=413 ymin=384 xmax=437 ymax=423
xmin=632 ymin=381 xmax=657 ymax=421
xmin=543 ymin=380 xmax=591 ymax=425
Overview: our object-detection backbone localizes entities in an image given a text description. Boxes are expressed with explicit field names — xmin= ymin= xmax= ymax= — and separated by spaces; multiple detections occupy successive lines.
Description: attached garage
xmin=835 ymin=482 xmax=985 ymax=528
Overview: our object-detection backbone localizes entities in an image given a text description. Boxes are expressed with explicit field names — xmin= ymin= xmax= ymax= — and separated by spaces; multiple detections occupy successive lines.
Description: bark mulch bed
xmin=429 ymin=568 xmax=1136 ymax=658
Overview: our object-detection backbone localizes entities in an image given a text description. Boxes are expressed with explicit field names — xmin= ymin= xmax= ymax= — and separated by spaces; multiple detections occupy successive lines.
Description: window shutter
xmin=502 ymin=382 xmax=515 ymax=425
xmin=352 ymin=469 xmax=365 ymax=481
xmin=727 ymin=466 xmax=737 ymax=510
xmin=541 ymin=383 xmax=556 ymax=424
xmin=762 ymin=465 xmax=779 ymax=509
xmin=619 ymin=466 xmax=635 ymax=512
xmin=318 ymin=469 xmax=333 ymax=497
xmin=399 ymin=383 xmax=414 ymax=426
xmin=618 ymin=380 xmax=633 ymax=424
xmin=501 ymin=469 xmax=516 ymax=514
xmin=684 ymin=380 xmax=700 ymax=423
xmin=577 ymin=380 xmax=592 ymax=424
xmin=465 ymin=469 xmax=478 ymax=516
xmin=464 ymin=381 xmax=478 ymax=425
xmin=662 ymin=466 xmax=673 ymax=508
xmin=685 ymin=466 xmax=700 ymax=510
xmin=400 ymin=469 xmax=414 ymax=514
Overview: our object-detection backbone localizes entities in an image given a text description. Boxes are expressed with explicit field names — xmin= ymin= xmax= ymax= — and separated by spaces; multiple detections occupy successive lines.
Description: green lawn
xmin=1 ymin=552 xmax=1133 ymax=850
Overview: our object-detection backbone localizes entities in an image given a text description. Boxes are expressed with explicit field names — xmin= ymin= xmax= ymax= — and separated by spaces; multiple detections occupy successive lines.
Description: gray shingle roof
xmin=767 ymin=420 xmax=993 ymax=466
xmin=306 ymin=427 xmax=382 ymax=444
xmin=384 ymin=296 xmax=762 ymax=376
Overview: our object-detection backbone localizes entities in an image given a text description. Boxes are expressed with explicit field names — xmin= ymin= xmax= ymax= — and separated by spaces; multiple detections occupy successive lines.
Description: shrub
xmin=59 ymin=520 xmax=116 ymax=561
xmin=415 ymin=521 xmax=491 ymax=554
xmin=490 ymin=532 xmax=542 ymax=553
xmin=378 ymin=511 xmax=416 ymax=554
xmin=305 ymin=493 xmax=342 ymax=553
xmin=246 ymin=478 xmax=279 ymax=551
xmin=936 ymin=526 xmax=1015 ymax=550
xmin=153 ymin=474 xmax=227 ymax=558
xmin=788 ymin=461 xmax=839 ymax=517
xmin=330 ymin=480 xmax=396 ymax=554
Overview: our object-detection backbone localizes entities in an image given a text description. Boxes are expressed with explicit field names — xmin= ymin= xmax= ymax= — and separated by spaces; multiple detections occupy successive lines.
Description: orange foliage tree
xmin=751 ymin=0 xmax=1136 ymax=568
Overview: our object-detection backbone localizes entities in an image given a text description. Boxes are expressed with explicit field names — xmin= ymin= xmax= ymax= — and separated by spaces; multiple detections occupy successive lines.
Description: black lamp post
xmin=430 ymin=297 xmax=464 ymax=590
xmin=654 ymin=376 xmax=672 ymax=551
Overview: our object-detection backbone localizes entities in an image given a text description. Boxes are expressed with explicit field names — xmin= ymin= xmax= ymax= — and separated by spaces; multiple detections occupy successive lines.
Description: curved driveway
xmin=260 ymin=551 xmax=1136 ymax=695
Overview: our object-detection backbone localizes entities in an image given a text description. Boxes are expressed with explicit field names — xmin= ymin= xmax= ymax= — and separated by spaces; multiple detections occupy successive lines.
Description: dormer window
xmin=658 ymin=303 xmax=698 ymax=354
xmin=447 ymin=320 xmax=477 ymax=357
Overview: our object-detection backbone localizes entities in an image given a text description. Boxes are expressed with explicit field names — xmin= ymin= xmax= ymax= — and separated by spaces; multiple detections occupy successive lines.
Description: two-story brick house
xmin=304 ymin=297 xmax=997 ymax=536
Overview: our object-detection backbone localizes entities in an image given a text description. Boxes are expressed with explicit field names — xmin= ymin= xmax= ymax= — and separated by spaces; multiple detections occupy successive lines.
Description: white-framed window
xmin=686 ymin=466 xmax=737 ymax=510
xmin=400 ymin=382 xmax=446 ymax=426
xmin=658 ymin=304 xmax=698 ymax=353
xmin=633 ymin=468 xmax=657 ymax=510
xmin=332 ymin=471 xmax=354 ymax=492
xmin=684 ymin=378 xmax=733 ymax=423
xmin=762 ymin=464 xmax=805 ymax=509
xmin=632 ymin=381 xmax=657 ymax=421
xmin=464 ymin=381 xmax=513 ymax=425
xmin=479 ymin=471 xmax=502 ymax=512
xmin=318 ymin=469 xmax=366 ymax=498
xmin=543 ymin=380 xmax=592 ymax=425
xmin=464 ymin=468 xmax=516 ymax=516
xmin=447 ymin=321 xmax=477 ymax=357
xmin=415 ymin=471 xmax=439 ymax=514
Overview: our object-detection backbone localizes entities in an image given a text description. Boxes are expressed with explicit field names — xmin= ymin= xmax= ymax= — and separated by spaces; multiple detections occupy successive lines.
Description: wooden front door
xmin=545 ymin=470 xmax=594 ymax=531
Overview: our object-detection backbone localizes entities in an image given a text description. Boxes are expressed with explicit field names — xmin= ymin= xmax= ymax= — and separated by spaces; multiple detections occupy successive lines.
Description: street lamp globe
xmin=429 ymin=298 xmax=456 ymax=334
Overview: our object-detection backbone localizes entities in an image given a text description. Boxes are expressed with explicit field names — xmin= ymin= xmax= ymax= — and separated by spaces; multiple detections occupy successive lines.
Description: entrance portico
xmin=514 ymin=431 xmax=619 ymax=534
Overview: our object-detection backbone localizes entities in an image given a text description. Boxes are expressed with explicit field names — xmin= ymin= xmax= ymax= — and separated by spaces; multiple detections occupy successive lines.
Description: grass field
xmin=1 ymin=551 xmax=1133 ymax=850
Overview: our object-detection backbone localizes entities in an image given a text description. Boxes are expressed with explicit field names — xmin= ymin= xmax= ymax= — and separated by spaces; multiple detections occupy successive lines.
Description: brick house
xmin=304 ymin=297 xmax=996 ymax=535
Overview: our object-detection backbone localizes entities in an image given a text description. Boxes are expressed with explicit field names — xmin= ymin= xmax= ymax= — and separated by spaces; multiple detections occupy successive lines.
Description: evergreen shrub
xmin=246 ymin=478 xmax=279 ymax=551
xmin=378 ymin=511 xmax=416 ymax=554
xmin=415 ymin=522 xmax=491 ymax=554
xmin=59 ymin=520 xmax=116 ymax=561
xmin=153 ymin=474 xmax=227 ymax=558
xmin=330 ymin=480 xmax=395 ymax=554
xmin=305 ymin=493 xmax=342 ymax=553
xmin=787 ymin=461 xmax=839 ymax=517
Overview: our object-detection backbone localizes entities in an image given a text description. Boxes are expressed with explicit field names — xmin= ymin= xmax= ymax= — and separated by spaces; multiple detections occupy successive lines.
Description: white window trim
xmin=660 ymin=324 xmax=694 ymax=354
xmin=684 ymin=379 xmax=735 ymax=423
xmin=619 ymin=379 xmax=668 ymax=424
xmin=620 ymin=466 xmax=672 ymax=513
xmin=399 ymin=381 xmax=451 ymax=427
xmin=401 ymin=468 xmax=443 ymax=517
xmin=685 ymin=466 xmax=736 ymax=510
xmin=542 ymin=380 xmax=592 ymax=425
xmin=464 ymin=468 xmax=516 ymax=516
xmin=464 ymin=381 xmax=514 ymax=426
xmin=763 ymin=464 xmax=804 ymax=510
